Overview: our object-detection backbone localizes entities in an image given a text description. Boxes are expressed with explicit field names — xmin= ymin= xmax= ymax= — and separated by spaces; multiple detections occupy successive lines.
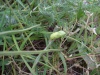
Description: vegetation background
xmin=0 ymin=0 xmax=100 ymax=75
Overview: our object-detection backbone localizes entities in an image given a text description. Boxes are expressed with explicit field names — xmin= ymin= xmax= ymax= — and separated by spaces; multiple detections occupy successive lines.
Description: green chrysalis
xmin=50 ymin=30 xmax=66 ymax=40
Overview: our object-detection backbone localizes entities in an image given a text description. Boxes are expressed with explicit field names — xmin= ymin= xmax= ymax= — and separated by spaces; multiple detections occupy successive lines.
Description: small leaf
xmin=87 ymin=27 xmax=97 ymax=35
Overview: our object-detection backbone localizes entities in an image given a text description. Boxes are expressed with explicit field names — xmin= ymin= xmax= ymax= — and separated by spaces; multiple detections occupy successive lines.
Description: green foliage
xmin=0 ymin=0 xmax=100 ymax=75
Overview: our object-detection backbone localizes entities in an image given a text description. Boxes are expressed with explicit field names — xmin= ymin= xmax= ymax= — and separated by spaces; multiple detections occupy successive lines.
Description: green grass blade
xmin=12 ymin=35 xmax=36 ymax=75
xmin=0 ymin=24 xmax=40 ymax=35
xmin=0 ymin=49 xmax=63 ymax=56
xmin=59 ymin=52 xmax=67 ymax=75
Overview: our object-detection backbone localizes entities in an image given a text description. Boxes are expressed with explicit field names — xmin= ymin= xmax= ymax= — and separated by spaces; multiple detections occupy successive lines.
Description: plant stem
xmin=32 ymin=40 xmax=53 ymax=69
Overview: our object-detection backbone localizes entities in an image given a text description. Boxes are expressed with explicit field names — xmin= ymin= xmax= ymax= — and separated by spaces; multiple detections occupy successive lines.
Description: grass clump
xmin=0 ymin=0 xmax=100 ymax=75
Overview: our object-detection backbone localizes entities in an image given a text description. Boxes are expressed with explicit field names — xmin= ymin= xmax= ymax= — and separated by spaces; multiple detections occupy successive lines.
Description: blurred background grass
xmin=0 ymin=0 xmax=100 ymax=75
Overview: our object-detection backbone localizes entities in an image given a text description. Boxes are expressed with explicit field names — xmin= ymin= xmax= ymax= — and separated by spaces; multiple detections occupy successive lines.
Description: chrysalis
xmin=50 ymin=30 xmax=66 ymax=40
